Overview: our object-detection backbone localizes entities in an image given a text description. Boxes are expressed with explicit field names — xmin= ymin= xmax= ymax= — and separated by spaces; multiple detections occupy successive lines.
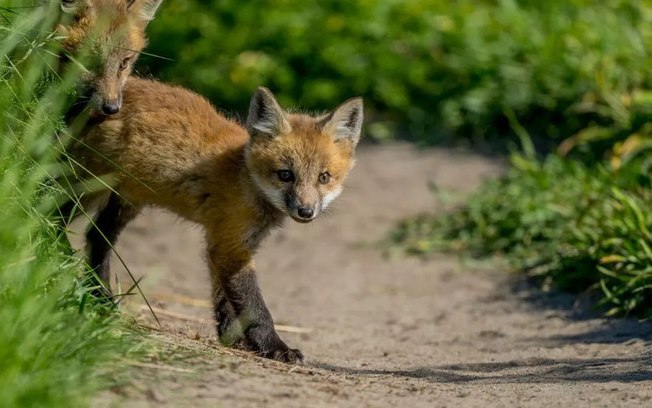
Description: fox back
xmin=57 ymin=0 xmax=163 ymax=115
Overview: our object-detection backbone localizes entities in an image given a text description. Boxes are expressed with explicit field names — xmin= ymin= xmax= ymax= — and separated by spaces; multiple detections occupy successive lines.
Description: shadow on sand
xmin=313 ymin=273 xmax=652 ymax=385
xmin=314 ymin=355 xmax=652 ymax=384
xmin=507 ymin=275 xmax=652 ymax=344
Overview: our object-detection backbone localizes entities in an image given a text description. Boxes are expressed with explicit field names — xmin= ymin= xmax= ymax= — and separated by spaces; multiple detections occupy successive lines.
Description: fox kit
xmin=56 ymin=0 xmax=163 ymax=116
xmin=70 ymin=78 xmax=363 ymax=363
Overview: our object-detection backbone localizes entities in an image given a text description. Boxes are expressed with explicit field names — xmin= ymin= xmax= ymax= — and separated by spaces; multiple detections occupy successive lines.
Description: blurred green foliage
xmin=144 ymin=0 xmax=652 ymax=146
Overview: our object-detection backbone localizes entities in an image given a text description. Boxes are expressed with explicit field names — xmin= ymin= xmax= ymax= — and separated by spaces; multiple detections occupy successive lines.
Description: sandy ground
xmin=81 ymin=143 xmax=652 ymax=407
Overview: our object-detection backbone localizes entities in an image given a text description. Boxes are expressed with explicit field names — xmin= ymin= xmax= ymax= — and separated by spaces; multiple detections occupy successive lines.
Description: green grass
xmin=390 ymin=153 xmax=652 ymax=318
xmin=0 ymin=4 xmax=158 ymax=406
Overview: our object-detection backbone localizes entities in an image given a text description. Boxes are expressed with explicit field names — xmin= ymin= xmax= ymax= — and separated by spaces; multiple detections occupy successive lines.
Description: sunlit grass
xmin=0 ymin=4 xmax=161 ymax=406
xmin=391 ymin=153 xmax=652 ymax=318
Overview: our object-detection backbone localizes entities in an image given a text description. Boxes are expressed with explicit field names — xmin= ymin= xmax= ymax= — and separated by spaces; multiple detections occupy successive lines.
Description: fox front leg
xmin=86 ymin=193 xmax=139 ymax=297
xmin=208 ymin=250 xmax=303 ymax=364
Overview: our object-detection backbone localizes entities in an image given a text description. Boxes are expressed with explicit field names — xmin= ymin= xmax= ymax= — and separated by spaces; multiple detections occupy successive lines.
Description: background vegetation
xmin=145 ymin=0 xmax=652 ymax=149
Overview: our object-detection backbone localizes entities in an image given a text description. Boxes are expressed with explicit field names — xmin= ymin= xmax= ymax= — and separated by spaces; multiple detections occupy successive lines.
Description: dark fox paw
xmin=262 ymin=346 xmax=304 ymax=365
xmin=218 ymin=316 xmax=304 ymax=364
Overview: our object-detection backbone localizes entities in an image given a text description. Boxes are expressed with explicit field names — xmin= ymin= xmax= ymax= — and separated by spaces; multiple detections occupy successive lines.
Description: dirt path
xmin=92 ymin=143 xmax=652 ymax=407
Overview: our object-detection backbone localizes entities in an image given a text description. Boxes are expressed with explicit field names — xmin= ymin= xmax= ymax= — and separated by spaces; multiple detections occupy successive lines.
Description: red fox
xmin=56 ymin=0 xmax=163 ymax=116
xmin=68 ymin=78 xmax=363 ymax=363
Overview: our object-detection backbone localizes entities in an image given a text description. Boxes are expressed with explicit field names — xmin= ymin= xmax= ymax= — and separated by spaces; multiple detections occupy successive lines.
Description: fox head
xmin=245 ymin=88 xmax=363 ymax=223
xmin=56 ymin=0 xmax=163 ymax=116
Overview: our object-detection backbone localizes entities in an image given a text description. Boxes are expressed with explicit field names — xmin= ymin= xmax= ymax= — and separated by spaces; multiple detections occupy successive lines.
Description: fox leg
xmin=86 ymin=193 xmax=139 ymax=297
xmin=208 ymin=248 xmax=303 ymax=364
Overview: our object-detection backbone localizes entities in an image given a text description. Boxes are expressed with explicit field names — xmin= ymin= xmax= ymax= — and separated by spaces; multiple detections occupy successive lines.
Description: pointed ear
xmin=246 ymin=87 xmax=291 ymax=138
xmin=129 ymin=0 xmax=164 ymax=23
xmin=60 ymin=0 xmax=88 ymax=14
xmin=321 ymin=97 xmax=364 ymax=144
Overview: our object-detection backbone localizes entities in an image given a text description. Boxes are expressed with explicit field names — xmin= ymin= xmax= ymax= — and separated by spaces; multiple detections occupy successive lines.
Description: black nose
xmin=297 ymin=207 xmax=314 ymax=219
xmin=101 ymin=101 xmax=120 ymax=115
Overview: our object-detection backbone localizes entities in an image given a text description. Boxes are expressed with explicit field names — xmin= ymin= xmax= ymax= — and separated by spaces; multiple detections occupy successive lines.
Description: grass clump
xmin=391 ymin=154 xmax=652 ymax=317
xmin=0 ymin=4 xmax=153 ymax=406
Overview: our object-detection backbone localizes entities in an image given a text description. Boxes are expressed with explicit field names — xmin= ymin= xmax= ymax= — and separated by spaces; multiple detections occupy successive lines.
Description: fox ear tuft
xmin=321 ymin=97 xmax=364 ymax=145
xmin=129 ymin=0 xmax=164 ymax=22
xmin=247 ymin=87 xmax=291 ymax=139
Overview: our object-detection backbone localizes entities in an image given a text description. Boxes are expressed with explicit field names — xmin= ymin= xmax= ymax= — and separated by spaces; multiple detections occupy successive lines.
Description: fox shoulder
xmin=119 ymin=78 xmax=247 ymax=147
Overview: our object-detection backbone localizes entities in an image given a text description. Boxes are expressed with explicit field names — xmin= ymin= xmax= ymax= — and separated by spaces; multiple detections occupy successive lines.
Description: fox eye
xmin=319 ymin=172 xmax=331 ymax=184
xmin=119 ymin=57 xmax=131 ymax=71
xmin=277 ymin=170 xmax=294 ymax=182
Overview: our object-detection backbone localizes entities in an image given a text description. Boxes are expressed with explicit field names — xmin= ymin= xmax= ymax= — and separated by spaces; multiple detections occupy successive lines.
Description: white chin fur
xmin=321 ymin=187 xmax=342 ymax=210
